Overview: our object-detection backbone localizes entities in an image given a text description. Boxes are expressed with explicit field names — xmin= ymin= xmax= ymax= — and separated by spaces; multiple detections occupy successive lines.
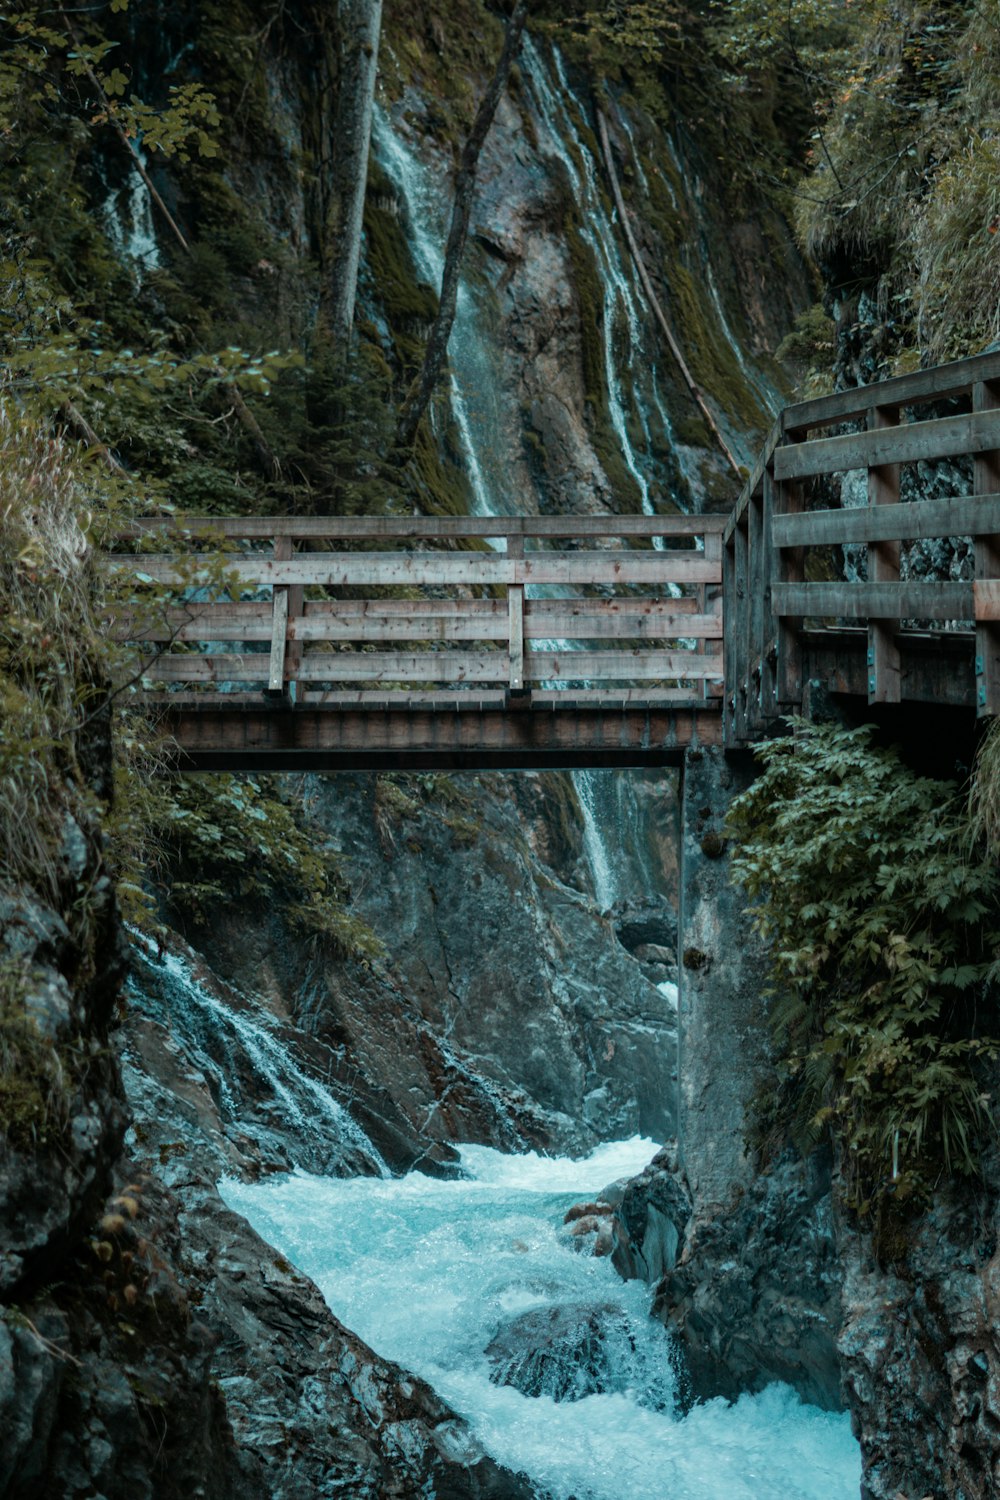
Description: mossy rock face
xmin=364 ymin=162 xmax=439 ymax=372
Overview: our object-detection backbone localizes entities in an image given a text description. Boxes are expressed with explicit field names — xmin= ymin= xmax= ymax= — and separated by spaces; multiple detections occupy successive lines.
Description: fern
xmin=729 ymin=720 xmax=1000 ymax=1216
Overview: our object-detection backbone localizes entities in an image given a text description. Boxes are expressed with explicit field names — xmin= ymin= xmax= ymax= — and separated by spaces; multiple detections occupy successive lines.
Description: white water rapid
xmin=127 ymin=934 xmax=389 ymax=1177
xmin=222 ymin=1137 xmax=861 ymax=1499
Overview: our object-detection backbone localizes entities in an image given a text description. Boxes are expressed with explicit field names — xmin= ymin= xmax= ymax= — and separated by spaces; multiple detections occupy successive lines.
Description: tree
xmin=321 ymin=0 xmax=384 ymax=355
xmin=393 ymin=0 xmax=530 ymax=454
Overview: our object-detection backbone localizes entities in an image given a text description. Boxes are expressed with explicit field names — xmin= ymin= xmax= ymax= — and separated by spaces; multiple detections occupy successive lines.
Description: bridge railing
xmin=724 ymin=348 xmax=1000 ymax=744
xmin=108 ymin=514 xmax=725 ymax=709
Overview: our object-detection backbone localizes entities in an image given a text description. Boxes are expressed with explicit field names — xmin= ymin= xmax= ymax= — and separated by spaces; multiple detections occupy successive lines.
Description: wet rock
xmin=193 ymin=771 xmax=679 ymax=1154
xmin=0 ymin=874 xmax=125 ymax=1298
xmin=611 ymin=1143 xmax=690 ymax=1286
xmin=486 ymin=1302 xmax=637 ymax=1402
xmin=837 ymin=1181 xmax=1000 ymax=1500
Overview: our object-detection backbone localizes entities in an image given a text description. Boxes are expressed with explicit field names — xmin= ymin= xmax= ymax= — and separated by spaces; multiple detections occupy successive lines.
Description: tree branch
xmin=393 ymin=0 xmax=529 ymax=455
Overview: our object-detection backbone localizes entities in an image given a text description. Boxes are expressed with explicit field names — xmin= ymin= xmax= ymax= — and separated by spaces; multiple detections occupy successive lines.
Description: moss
xmin=0 ymin=963 xmax=73 ymax=1150
xmin=406 ymin=423 xmax=475 ymax=519
xmin=363 ymin=163 xmax=439 ymax=372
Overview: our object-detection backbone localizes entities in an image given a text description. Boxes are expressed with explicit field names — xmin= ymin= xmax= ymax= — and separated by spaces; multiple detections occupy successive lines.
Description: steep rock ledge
xmin=185 ymin=771 xmax=679 ymax=1157
xmin=610 ymin=1146 xmax=844 ymax=1413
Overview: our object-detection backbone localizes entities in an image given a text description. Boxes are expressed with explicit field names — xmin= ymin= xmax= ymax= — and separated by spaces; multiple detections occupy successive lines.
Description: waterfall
xmin=127 ymin=933 xmax=389 ymax=1177
xmin=575 ymin=771 xmax=620 ymax=910
xmin=222 ymin=1138 xmax=862 ymax=1499
xmin=102 ymin=150 xmax=160 ymax=272
xmin=371 ymin=110 xmax=508 ymax=517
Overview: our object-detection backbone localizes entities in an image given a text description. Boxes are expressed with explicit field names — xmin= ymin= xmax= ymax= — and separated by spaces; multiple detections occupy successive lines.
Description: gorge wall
xmin=13 ymin=1 xmax=996 ymax=1497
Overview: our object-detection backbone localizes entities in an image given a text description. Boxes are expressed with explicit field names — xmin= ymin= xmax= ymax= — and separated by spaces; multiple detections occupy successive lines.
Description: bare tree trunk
xmin=394 ymin=0 xmax=529 ymax=455
xmin=323 ymin=0 xmax=384 ymax=353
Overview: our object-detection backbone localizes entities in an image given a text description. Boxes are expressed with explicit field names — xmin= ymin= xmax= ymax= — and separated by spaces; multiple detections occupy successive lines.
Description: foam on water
xmin=222 ymin=1137 xmax=860 ymax=1499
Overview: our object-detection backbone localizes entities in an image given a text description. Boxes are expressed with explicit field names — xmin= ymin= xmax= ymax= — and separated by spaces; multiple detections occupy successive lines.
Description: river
xmin=222 ymin=1138 xmax=860 ymax=1499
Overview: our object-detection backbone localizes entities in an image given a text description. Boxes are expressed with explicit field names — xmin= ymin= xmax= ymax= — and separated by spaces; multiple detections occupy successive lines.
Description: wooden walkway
xmin=109 ymin=350 xmax=1000 ymax=770
xmin=112 ymin=515 xmax=724 ymax=769
xmin=725 ymin=347 xmax=1000 ymax=744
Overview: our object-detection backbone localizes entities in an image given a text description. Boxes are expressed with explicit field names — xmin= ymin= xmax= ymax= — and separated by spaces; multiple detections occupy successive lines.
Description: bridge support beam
xmin=676 ymin=747 xmax=770 ymax=1203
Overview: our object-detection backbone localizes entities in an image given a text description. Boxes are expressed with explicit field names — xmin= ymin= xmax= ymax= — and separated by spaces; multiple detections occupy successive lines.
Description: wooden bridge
xmin=111 ymin=350 xmax=1000 ymax=770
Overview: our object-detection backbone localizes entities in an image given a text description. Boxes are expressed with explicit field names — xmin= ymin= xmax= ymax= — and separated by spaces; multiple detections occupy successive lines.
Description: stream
xmin=222 ymin=1139 xmax=861 ymax=1499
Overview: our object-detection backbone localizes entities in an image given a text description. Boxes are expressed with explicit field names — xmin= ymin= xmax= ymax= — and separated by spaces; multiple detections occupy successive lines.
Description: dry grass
xmin=0 ymin=405 xmax=101 ymax=902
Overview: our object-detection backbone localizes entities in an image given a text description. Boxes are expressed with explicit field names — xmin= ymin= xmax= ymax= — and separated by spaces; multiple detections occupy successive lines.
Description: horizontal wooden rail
xmin=141 ymin=649 xmax=723 ymax=685
xmin=120 ymin=513 xmax=728 ymax=541
xmin=772 ymin=493 xmax=1000 ymax=548
xmin=121 ymin=597 xmax=723 ymax=644
xmin=109 ymin=550 xmax=720 ymax=588
xmin=771 ymin=581 xmax=971 ymax=621
xmin=773 ymin=410 xmax=1000 ymax=483
xmin=781 ymin=348 xmax=1000 ymax=433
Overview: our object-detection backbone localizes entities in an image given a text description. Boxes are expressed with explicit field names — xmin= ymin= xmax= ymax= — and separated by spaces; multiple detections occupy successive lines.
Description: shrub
xmin=727 ymin=721 xmax=999 ymax=1217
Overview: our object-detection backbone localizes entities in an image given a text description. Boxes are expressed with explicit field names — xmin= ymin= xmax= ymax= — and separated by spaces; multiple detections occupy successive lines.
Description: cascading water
xmin=524 ymin=38 xmax=661 ymax=516
xmin=127 ymin=934 xmax=388 ymax=1177
xmin=371 ymin=109 xmax=508 ymax=517
xmin=222 ymin=1138 xmax=861 ymax=1498
xmin=102 ymin=150 xmax=160 ymax=271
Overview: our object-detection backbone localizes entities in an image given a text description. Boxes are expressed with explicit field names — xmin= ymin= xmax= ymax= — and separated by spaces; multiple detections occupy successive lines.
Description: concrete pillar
xmin=676 ymin=746 xmax=770 ymax=1204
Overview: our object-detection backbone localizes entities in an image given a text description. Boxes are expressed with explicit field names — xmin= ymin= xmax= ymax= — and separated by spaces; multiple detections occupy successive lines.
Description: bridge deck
xmin=108 ymin=351 xmax=1000 ymax=770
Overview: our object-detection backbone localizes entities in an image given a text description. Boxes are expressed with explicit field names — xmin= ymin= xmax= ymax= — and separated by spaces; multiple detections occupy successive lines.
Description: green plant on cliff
xmin=727 ymin=721 xmax=1000 ymax=1218
xmin=151 ymin=773 xmax=385 ymax=962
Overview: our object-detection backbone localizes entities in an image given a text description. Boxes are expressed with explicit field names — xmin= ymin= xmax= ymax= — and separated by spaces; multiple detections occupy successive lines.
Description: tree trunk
xmin=393 ymin=0 xmax=529 ymax=455
xmin=324 ymin=0 xmax=384 ymax=354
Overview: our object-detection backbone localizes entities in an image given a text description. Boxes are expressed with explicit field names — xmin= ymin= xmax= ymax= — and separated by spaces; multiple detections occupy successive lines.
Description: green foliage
xmin=150 ymin=774 xmax=385 ymax=962
xmin=0 ymin=961 xmax=74 ymax=1149
xmin=793 ymin=0 xmax=1000 ymax=363
xmin=0 ymin=407 xmax=106 ymax=903
xmin=728 ymin=721 xmax=1000 ymax=1217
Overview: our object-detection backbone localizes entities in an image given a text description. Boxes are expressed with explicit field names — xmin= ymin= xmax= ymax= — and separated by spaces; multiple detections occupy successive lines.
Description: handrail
xmin=723 ymin=350 xmax=1000 ymax=743
xmin=110 ymin=513 xmax=725 ymax=708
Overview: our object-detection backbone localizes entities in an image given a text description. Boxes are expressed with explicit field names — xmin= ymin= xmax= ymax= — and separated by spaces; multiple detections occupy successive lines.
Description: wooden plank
xmin=508 ymin=585 xmax=525 ymax=691
xmin=772 ymin=580 xmax=972 ymax=620
xmin=781 ymin=349 xmax=1000 ymax=433
xmin=154 ymin=703 xmax=725 ymax=771
xmin=748 ymin=485 xmax=765 ymax=731
xmin=774 ymin=422 xmax=805 ymax=708
xmin=772 ymin=492 xmax=1000 ymax=548
xmin=140 ymin=687 xmax=723 ymax=709
xmin=145 ymin=648 xmax=724 ymax=685
xmin=973 ymin=380 xmax=1000 ymax=716
xmin=523 ymin=611 xmax=723 ymax=640
xmin=974 ymin=581 xmax=1000 ymax=621
xmin=125 ymin=598 xmax=722 ymax=644
xmin=760 ymin=468 xmax=777 ymax=722
xmin=108 ymin=551 xmax=723 ymax=588
xmin=773 ymin=410 xmax=1000 ymax=482
xmin=733 ymin=514 xmax=749 ymax=741
xmin=122 ymin=513 xmax=729 ymax=541
xmin=867 ymin=405 xmax=901 ymax=705
xmin=267 ymin=588 xmax=288 ymax=696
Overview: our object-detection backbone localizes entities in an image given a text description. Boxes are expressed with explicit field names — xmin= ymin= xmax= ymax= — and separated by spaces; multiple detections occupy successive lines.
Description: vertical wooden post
xmin=761 ymin=467 xmax=778 ymax=724
xmin=273 ymin=535 xmax=301 ymax=704
xmin=775 ymin=420 xmax=806 ymax=710
xmin=506 ymin=531 xmax=527 ymax=698
xmin=866 ymin=404 xmax=901 ymax=704
xmin=974 ymin=380 xmax=1000 ymax=716
xmin=723 ymin=525 xmax=737 ymax=746
xmin=702 ymin=529 xmax=723 ymax=706
xmin=748 ymin=483 xmax=765 ymax=733
xmin=733 ymin=515 xmax=749 ymax=742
